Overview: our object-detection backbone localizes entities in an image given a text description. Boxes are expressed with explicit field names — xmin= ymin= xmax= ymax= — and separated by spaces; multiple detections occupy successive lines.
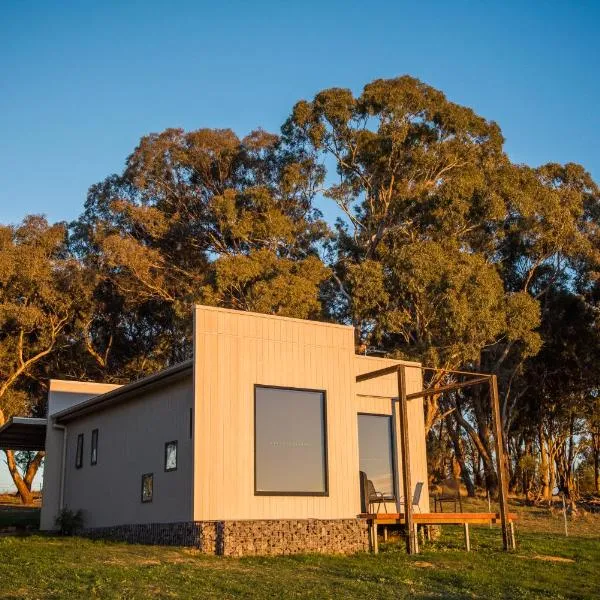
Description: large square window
xmin=254 ymin=386 xmax=327 ymax=495
xmin=358 ymin=414 xmax=395 ymax=498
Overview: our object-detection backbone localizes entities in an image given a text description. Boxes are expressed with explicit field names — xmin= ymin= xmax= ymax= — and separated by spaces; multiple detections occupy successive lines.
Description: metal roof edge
xmin=194 ymin=304 xmax=354 ymax=331
xmin=53 ymin=359 xmax=193 ymax=424
xmin=0 ymin=417 xmax=47 ymax=434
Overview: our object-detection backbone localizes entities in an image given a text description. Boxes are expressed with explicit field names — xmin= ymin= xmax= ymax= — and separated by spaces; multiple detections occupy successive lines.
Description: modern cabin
xmin=1 ymin=305 xmax=430 ymax=556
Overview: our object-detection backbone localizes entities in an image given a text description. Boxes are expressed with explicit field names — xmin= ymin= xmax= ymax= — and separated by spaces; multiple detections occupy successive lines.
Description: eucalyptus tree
xmin=70 ymin=127 xmax=330 ymax=379
xmin=283 ymin=75 xmax=600 ymax=494
xmin=0 ymin=216 xmax=82 ymax=503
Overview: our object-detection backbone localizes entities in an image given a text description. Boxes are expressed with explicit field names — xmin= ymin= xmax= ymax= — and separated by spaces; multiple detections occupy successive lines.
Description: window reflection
xmin=255 ymin=386 xmax=327 ymax=494
xmin=358 ymin=414 xmax=395 ymax=497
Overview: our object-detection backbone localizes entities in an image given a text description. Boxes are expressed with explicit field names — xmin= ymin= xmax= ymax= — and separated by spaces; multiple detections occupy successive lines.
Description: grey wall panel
xmin=61 ymin=375 xmax=193 ymax=529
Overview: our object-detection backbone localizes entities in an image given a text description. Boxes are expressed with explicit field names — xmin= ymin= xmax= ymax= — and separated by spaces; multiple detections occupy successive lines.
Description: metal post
xmin=464 ymin=523 xmax=471 ymax=551
xmin=562 ymin=493 xmax=569 ymax=537
xmin=490 ymin=375 xmax=510 ymax=550
xmin=397 ymin=366 xmax=416 ymax=554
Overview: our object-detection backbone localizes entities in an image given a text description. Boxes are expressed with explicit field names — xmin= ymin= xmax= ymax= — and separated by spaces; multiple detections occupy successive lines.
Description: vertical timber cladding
xmin=354 ymin=357 xmax=429 ymax=513
xmin=193 ymin=305 xmax=358 ymax=521
xmin=193 ymin=305 xmax=428 ymax=523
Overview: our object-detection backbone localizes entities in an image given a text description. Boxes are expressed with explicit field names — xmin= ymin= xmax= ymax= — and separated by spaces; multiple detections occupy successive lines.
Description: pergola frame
xmin=356 ymin=364 xmax=511 ymax=554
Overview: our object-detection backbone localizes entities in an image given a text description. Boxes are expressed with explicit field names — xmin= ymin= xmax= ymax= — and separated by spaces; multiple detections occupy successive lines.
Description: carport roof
xmin=0 ymin=417 xmax=47 ymax=451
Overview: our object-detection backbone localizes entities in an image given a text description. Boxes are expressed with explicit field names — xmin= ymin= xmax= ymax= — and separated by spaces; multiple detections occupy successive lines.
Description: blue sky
xmin=0 ymin=1 xmax=598 ymax=491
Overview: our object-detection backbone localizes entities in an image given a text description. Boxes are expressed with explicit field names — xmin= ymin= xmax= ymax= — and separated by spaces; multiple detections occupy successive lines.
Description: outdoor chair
xmin=399 ymin=481 xmax=425 ymax=513
xmin=367 ymin=479 xmax=393 ymax=514
xmin=433 ymin=478 xmax=463 ymax=513
xmin=359 ymin=471 xmax=393 ymax=514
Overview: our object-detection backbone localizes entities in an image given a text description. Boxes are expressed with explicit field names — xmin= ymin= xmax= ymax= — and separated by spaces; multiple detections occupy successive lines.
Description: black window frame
xmin=253 ymin=384 xmax=329 ymax=497
xmin=90 ymin=429 xmax=98 ymax=466
xmin=141 ymin=473 xmax=153 ymax=503
xmin=75 ymin=433 xmax=84 ymax=469
xmin=357 ymin=412 xmax=397 ymax=500
xmin=164 ymin=440 xmax=178 ymax=472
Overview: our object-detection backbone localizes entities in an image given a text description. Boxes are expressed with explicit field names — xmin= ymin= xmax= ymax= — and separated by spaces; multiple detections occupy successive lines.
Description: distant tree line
xmin=1 ymin=76 xmax=599 ymax=505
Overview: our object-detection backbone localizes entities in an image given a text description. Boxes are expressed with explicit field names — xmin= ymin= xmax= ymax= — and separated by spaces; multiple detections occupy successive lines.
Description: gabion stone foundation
xmin=83 ymin=518 xmax=369 ymax=556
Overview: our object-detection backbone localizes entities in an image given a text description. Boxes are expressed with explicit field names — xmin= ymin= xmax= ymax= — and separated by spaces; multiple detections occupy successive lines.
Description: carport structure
xmin=0 ymin=417 xmax=47 ymax=451
xmin=356 ymin=364 xmax=515 ymax=554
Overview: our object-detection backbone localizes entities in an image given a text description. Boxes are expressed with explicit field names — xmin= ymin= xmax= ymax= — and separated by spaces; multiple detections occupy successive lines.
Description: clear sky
xmin=0 ymin=1 xmax=598 ymax=491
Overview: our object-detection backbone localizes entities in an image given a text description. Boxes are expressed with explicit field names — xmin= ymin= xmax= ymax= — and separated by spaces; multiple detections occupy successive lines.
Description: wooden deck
xmin=358 ymin=512 xmax=518 ymax=554
xmin=359 ymin=511 xmax=517 ymax=524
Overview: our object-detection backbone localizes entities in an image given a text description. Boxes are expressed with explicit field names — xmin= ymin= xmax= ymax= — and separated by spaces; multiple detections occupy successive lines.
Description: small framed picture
xmin=165 ymin=441 xmax=177 ymax=472
xmin=141 ymin=473 xmax=153 ymax=503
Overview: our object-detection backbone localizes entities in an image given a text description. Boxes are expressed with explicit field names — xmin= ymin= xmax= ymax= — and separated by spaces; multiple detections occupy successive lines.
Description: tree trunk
xmin=590 ymin=424 xmax=600 ymax=493
xmin=4 ymin=450 xmax=34 ymax=505
xmin=453 ymin=405 xmax=498 ymax=496
xmin=594 ymin=436 xmax=600 ymax=494
xmin=24 ymin=451 xmax=45 ymax=490
xmin=539 ymin=426 xmax=550 ymax=501
xmin=565 ymin=412 xmax=578 ymax=503
xmin=474 ymin=453 xmax=484 ymax=488
xmin=446 ymin=412 xmax=476 ymax=496
xmin=508 ymin=437 xmax=522 ymax=493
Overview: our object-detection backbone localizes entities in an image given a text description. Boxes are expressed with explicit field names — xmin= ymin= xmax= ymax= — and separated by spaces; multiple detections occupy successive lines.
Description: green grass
xmin=0 ymin=502 xmax=598 ymax=599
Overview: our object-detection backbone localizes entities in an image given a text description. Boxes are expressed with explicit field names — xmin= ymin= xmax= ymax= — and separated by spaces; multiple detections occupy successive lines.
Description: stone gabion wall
xmin=220 ymin=519 xmax=369 ymax=556
xmin=83 ymin=521 xmax=203 ymax=547
xmin=82 ymin=518 xmax=369 ymax=556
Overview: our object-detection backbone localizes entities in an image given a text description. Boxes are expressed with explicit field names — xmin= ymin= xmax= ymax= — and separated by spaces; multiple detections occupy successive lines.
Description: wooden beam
xmin=490 ymin=374 xmax=510 ymax=551
xmin=406 ymin=376 xmax=490 ymax=400
xmin=398 ymin=365 xmax=416 ymax=554
xmin=356 ymin=364 xmax=399 ymax=383
xmin=359 ymin=512 xmax=518 ymax=525
xmin=419 ymin=366 xmax=493 ymax=378
xmin=464 ymin=523 xmax=471 ymax=551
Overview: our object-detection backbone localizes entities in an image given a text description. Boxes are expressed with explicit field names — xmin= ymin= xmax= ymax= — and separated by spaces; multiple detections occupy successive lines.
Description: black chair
xmin=434 ymin=478 xmax=463 ymax=512
xmin=359 ymin=470 xmax=392 ymax=514
xmin=400 ymin=481 xmax=424 ymax=513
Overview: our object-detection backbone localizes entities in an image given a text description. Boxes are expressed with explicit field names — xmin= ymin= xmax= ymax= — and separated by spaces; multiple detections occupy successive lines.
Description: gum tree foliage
xmin=513 ymin=290 xmax=600 ymax=501
xmin=3 ymin=75 xmax=599 ymax=504
xmin=283 ymin=76 xmax=600 ymax=494
xmin=69 ymin=128 xmax=330 ymax=380
xmin=0 ymin=217 xmax=82 ymax=503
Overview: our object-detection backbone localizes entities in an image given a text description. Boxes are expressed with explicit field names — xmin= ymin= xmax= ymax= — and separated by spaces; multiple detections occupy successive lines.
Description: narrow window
xmin=75 ymin=434 xmax=84 ymax=469
xmin=165 ymin=441 xmax=178 ymax=472
xmin=358 ymin=414 xmax=395 ymax=499
xmin=254 ymin=385 xmax=328 ymax=496
xmin=90 ymin=429 xmax=98 ymax=465
xmin=141 ymin=473 xmax=153 ymax=503
xmin=189 ymin=407 xmax=193 ymax=439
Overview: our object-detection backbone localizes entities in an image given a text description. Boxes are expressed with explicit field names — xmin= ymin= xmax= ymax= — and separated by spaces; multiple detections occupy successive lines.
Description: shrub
xmin=54 ymin=508 xmax=84 ymax=535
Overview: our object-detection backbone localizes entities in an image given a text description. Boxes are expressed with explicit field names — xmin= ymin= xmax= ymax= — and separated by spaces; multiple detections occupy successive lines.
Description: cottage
xmin=1 ymin=305 xmax=431 ymax=555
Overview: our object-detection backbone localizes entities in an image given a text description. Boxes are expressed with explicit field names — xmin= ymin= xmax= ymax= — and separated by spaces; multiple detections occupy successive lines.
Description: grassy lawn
xmin=0 ymin=501 xmax=598 ymax=599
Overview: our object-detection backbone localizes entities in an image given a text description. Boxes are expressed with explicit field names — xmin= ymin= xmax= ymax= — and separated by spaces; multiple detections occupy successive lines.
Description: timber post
xmin=397 ymin=365 xmax=417 ymax=554
xmin=490 ymin=374 xmax=511 ymax=550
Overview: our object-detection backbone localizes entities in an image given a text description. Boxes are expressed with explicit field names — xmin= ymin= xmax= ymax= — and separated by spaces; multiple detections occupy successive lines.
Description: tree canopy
xmin=2 ymin=75 xmax=599 ymax=504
